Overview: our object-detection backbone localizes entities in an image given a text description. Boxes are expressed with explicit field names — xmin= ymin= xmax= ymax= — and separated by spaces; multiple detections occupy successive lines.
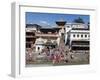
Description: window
xmin=67 ymin=26 xmax=70 ymax=28
xmin=81 ymin=34 xmax=83 ymax=37
xmin=77 ymin=34 xmax=79 ymax=37
xmin=73 ymin=34 xmax=75 ymax=37
xmin=38 ymin=47 xmax=40 ymax=50
xmin=85 ymin=35 xmax=87 ymax=37
xmin=88 ymin=35 xmax=90 ymax=37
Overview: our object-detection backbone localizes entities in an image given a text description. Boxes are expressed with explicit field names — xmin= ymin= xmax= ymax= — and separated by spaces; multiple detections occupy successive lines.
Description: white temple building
xmin=65 ymin=23 xmax=90 ymax=51
xmin=35 ymin=37 xmax=45 ymax=52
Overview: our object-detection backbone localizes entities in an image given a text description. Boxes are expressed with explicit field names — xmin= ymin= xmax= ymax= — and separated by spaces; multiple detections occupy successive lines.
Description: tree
xmin=73 ymin=17 xmax=85 ymax=23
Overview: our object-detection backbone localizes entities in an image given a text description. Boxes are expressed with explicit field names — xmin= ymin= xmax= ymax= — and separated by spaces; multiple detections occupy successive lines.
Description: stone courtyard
xmin=26 ymin=35 xmax=89 ymax=66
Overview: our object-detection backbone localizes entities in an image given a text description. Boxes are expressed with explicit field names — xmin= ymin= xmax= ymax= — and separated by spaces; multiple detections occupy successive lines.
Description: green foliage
xmin=73 ymin=17 xmax=85 ymax=23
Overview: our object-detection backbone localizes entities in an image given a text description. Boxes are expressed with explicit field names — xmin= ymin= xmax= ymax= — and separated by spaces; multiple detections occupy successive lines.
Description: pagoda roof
xmin=39 ymin=27 xmax=60 ymax=33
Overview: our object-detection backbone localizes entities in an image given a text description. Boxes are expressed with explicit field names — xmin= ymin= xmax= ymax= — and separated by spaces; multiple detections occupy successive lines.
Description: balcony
xmin=26 ymin=36 xmax=36 ymax=38
xmin=72 ymin=44 xmax=89 ymax=47
xmin=35 ymin=33 xmax=59 ymax=37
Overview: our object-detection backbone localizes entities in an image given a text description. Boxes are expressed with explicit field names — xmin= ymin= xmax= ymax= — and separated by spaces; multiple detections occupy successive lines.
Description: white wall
xmin=0 ymin=0 xmax=100 ymax=80
xmin=70 ymin=32 xmax=90 ymax=41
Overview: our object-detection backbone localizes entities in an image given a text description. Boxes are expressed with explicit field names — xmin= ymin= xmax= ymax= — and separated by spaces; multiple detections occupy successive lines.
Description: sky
xmin=26 ymin=12 xmax=90 ymax=27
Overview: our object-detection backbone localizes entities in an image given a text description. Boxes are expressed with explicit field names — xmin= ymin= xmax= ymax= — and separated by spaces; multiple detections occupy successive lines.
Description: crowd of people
xmin=26 ymin=45 xmax=74 ymax=64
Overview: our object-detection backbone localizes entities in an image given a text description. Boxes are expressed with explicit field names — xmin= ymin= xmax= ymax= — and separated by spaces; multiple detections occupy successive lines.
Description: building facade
xmin=26 ymin=21 xmax=90 ymax=53
xmin=65 ymin=23 xmax=90 ymax=52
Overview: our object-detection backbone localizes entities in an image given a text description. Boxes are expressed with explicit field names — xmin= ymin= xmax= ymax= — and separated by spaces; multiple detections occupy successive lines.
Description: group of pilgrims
xmin=26 ymin=45 xmax=74 ymax=64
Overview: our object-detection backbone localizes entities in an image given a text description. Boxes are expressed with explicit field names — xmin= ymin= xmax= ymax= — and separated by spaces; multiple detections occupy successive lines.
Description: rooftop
xmin=26 ymin=24 xmax=42 ymax=28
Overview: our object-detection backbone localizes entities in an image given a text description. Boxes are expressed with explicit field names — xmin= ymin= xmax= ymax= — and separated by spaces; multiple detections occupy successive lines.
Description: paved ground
xmin=26 ymin=52 xmax=89 ymax=67
xmin=26 ymin=36 xmax=89 ymax=66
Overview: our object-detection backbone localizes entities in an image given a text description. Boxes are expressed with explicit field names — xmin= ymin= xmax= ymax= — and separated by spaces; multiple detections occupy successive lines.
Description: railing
xmin=72 ymin=45 xmax=89 ymax=47
xmin=72 ymin=43 xmax=89 ymax=45
xmin=35 ymin=33 xmax=59 ymax=37
xmin=26 ymin=36 xmax=36 ymax=38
